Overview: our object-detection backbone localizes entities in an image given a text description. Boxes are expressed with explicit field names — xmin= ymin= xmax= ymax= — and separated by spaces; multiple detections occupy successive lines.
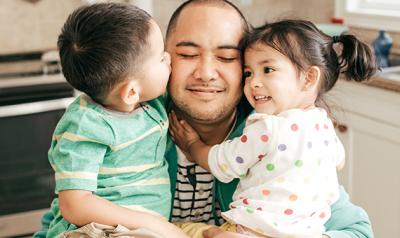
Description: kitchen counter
xmin=364 ymin=74 xmax=400 ymax=93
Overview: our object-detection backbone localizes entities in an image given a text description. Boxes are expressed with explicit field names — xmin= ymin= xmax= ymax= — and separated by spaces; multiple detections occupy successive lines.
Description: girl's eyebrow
xmin=258 ymin=58 xmax=277 ymax=65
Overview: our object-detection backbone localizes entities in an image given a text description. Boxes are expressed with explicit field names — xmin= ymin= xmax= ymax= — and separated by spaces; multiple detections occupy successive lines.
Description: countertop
xmin=364 ymin=75 xmax=400 ymax=93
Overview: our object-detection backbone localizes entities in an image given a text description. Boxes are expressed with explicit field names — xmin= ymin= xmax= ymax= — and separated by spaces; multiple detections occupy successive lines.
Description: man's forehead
xmin=170 ymin=5 xmax=243 ymax=49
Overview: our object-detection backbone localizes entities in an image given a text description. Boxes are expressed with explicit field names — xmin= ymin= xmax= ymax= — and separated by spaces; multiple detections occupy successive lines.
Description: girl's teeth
xmin=254 ymin=95 xmax=271 ymax=100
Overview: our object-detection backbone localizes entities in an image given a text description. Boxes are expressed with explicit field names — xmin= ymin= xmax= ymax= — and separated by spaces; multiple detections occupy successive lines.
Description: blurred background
xmin=0 ymin=0 xmax=399 ymax=237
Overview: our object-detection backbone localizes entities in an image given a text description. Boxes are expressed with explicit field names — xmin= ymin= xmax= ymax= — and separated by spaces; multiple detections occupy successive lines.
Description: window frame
xmin=335 ymin=0 xmax=400 ymax=32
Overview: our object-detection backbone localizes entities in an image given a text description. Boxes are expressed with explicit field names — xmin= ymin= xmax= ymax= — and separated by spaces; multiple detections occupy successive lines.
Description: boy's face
xmin=136 ymin=20 xmax=171 ymax=102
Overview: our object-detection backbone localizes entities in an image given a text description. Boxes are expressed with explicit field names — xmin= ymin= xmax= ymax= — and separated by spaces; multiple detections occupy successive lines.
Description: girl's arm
xmin=59 ymin=190 xmax=189 ymax=238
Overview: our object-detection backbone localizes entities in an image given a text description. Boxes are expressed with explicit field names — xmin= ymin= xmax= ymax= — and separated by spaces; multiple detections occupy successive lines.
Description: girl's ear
xmin=303 ymin=66 xmax=321 ymax=91
xmin=120 ymin=80 xmax=140 ymax=106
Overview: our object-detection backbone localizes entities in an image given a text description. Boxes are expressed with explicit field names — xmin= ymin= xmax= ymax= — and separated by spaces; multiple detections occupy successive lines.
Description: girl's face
xmin=243 ymin=43 xmax=307 ymax=115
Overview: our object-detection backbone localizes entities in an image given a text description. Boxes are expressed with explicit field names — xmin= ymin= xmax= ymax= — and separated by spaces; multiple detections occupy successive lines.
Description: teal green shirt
xmin=41 ymin=95 xmax=171 ymax=237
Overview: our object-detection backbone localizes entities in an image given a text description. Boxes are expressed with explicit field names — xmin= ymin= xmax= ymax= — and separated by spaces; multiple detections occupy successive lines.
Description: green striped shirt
xmin=46 ymin=95 xmax=171 ymax=236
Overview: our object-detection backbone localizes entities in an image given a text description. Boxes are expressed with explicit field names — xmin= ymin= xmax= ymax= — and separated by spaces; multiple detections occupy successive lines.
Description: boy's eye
xmin=264 ymin=67 xmax=274 ymax=74
xmin=244 ymin=71 xmax=252 ymax=78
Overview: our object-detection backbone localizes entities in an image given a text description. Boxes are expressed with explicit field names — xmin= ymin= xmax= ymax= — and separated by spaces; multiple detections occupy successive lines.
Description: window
xmin=335 ymin=0 xmax=400 ymax=32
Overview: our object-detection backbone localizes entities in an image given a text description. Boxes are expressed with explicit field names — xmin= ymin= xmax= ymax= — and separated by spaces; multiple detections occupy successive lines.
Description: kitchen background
xmin=0 ymin=0 xmax=399 ymax=237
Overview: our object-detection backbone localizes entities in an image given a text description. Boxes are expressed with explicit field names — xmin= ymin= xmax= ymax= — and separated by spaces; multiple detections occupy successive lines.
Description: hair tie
xmin=332 ymin=35 xmax=340 ymax=43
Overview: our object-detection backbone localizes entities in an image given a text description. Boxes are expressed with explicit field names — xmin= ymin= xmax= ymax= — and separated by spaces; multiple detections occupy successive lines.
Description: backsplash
xmin=0 ymin=0 xmax=334 ymax=55
xmin=2 ymin=0 xmax=398 ymax=56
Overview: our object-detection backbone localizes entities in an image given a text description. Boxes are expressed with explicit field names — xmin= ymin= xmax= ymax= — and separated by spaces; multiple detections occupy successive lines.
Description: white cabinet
xmin=327 ymin=80 xmax=400 ymax=238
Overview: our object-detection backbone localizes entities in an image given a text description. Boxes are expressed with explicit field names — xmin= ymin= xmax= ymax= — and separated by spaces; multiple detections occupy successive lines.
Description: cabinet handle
xmin=333 ymin=121 xmax=348 ymax=133
xmin=337 ymin=124 xmax=348 ymax=133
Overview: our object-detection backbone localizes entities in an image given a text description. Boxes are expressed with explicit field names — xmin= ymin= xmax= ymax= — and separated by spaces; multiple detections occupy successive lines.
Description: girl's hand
xmin=169 ymin=111 xmax=201 ymax=154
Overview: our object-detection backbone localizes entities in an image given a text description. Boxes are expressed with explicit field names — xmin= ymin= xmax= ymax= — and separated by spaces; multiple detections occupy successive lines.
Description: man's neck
xmin=174 ymin=108 xmax=237 ymax=145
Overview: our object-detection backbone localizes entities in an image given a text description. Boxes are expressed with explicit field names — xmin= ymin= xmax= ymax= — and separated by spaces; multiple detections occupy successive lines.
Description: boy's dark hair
xmin=241 ymin=19 xmax=378 ymax=108
xmin=58 ymin=3 xmax=151 ymax=102
xmin=166 ymin=0 xmax=251 ymax=44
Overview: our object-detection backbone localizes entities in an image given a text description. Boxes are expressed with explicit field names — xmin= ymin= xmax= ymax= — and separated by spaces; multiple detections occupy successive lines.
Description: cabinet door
xmin=335 ymin=111 xmax=400 ymax=238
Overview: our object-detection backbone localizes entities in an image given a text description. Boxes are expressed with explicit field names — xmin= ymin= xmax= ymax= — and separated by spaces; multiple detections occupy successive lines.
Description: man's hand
xmin=169 ymin=110 xmax=201 ymax=155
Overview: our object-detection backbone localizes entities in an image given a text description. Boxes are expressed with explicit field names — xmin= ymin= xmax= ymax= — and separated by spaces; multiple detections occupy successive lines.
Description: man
xmin=164 ymin=1 xmax=373 ymax=238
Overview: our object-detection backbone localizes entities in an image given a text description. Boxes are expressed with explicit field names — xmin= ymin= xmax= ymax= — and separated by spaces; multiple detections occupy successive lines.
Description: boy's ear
xmin=303 ymin=66 xmax=321 ymax=91
xmin=120 ymin=80 xmax=140 ymax=106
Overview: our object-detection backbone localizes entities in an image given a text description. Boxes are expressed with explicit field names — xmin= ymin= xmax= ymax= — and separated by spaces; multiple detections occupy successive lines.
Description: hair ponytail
xmin=337 ymin=34 xmax=378 ymax=82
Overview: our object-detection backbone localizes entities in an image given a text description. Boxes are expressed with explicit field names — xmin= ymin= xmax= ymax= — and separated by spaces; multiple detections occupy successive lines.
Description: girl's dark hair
xmin=240 ymin=19 xmax=378 ymax=107
xmin=58 ymin=3 xmax=151 ymax=102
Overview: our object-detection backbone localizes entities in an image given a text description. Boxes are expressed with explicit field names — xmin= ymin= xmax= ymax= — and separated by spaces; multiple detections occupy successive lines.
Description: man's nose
xmin=194 ymin=56 xmax=218 ymax=81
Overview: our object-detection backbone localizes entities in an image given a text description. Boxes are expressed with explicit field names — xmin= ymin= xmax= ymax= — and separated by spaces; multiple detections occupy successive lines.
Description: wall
xmin=0 ymin=0 xmax=334 ymax=55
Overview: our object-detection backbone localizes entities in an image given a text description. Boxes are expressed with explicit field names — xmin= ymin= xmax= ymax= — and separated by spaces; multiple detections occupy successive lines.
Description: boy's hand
xmin=169 ymin=110 xmax=200 ymax=154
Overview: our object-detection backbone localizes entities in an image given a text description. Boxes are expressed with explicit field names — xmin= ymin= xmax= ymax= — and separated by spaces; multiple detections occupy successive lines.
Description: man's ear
xmin=303 ymin=66 xmax=321 ymax=91
xmin=120 ymin=80 xmax=140 ymax=106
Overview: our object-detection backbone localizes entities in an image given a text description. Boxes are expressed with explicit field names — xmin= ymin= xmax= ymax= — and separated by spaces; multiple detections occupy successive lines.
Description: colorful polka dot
xmin=310 ymin=212 xmax=316 ymax=217
xmin=289 ymin=194 xmax=298 ymax=201
xmin=258 ymin=154 xmax=265 ymax=161
xmin=278 ymin=144 xmax=287 ymax=151
xmin=256 ymin=207 xmax=263 ymax=211
xmin=324 ymin=123 xmax=329 ymax=129
xmin=291 ymin=123 xmax=298 ymax=131
xmin=246 ymin=207 xmax=255 ymax=213
xmin=294 ymin=160 xmax=303 ymax=167
xmin=219 ymin=163 xmax=228 ymax=172
xmin=262 ymin=189 xmax=271 ymax=196
xmin=240 ymin=135 xmax=247 ymax=142
xmin=320 ymin=212 xmax=326 ymax=219
xmin=315 ymin=123 xmax=320 ymax=131
xmin=307 ymin=141 xmax=312 ymax=148
xmin=284 ymin=209 xmax=293 ymax=215
xmin=266 ymin=163 xmax=275 ymax=171
xmin=260 ymin=134 xmax=269 ymax=142
xmin=243 ymin=198 xmax=249 ymax=205
xmin=324 ymin=140 xmax=329 ymax=146
xmin=235 ymin=156 xmax=244 ymax=163
xmin=277 ymin=177 xmax=285 ymax=183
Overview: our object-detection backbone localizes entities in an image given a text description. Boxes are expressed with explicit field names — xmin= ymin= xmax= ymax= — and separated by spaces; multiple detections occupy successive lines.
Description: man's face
xmin=167 ymin=4 xmax=243 ymax=123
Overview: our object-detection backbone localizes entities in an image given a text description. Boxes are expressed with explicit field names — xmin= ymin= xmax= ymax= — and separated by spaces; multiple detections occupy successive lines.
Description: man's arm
xmin=324 ymin=186 xmax=373 ymax=238
xmin=59 ymin=190 xmax=189 ymax=238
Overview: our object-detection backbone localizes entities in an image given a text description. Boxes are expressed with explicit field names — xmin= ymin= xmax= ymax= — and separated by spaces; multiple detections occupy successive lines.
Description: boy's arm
xmin=324 ymin=186 xmax=373 ymax=238
xmin=59 ymin=190 xmax=189 ymax=238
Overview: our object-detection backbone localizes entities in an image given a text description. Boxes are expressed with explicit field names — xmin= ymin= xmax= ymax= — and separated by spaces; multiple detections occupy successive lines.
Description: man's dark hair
xmin=166 ymin=0 xmax=251 ymax=42
xmin=58 ymin=3 xmax=151 ymax=102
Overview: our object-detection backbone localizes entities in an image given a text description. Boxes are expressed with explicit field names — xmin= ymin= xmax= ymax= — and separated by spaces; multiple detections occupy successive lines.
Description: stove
xmin=0 ymin=51 xmax=75 ymax=237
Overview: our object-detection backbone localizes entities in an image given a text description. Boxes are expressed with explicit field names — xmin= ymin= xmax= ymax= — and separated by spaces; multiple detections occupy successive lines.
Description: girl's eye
xmin=264 ymin=67 xmax=274 ymax=74
xmin=244 ymin=71 xmax=252 ymax=78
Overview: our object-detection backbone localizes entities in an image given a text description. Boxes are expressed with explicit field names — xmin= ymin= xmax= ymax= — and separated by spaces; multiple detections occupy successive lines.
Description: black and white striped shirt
xmin=171 ymin=148 xmax=224 ymax=225
xmin=171 ymin=116 xmax=237 ymax=225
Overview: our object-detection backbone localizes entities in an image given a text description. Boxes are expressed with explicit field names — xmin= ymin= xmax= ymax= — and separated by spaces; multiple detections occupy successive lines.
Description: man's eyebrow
xmin=176 ymin=41 xmax=199 ymax=48
xmin=217 ymin=45 xmax=240 ymax=51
